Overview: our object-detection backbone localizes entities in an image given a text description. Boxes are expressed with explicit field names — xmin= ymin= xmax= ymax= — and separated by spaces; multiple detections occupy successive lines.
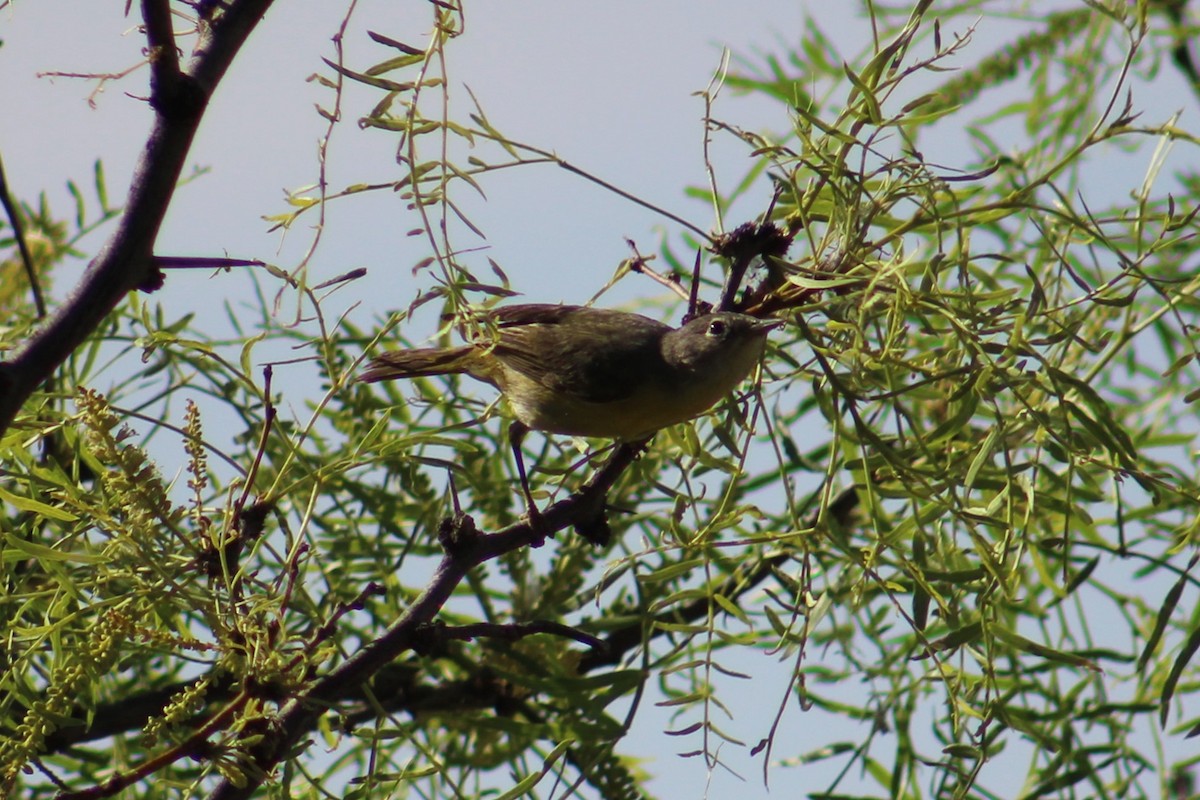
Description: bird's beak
xmin=753 ymin=318 xmax=785 ymax=334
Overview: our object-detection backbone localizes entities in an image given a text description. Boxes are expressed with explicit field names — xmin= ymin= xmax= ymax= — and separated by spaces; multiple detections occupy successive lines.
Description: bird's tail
xmin=358 ymin=345 xmax=478 ymax=383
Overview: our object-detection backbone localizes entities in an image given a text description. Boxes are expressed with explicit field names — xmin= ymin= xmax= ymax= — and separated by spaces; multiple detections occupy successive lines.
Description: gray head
xmin=664 ymin=312 xmax=781 ymax=373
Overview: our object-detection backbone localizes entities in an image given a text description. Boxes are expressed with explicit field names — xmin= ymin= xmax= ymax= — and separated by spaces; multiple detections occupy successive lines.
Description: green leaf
xmin=712 ymin=592 xmax=751 ymax=625
xmin=1138 ymin=554 xmax=1195 ymax=672
xmin=991 ymin=624 xmax=1102 ymax=672
xmin=4 ymin=531 xmax=105 ymax=564
xmin=0 ymin=485 xmax=78 ymax=522
xmin=1161 ymin=622 xmax=1200 ymax=727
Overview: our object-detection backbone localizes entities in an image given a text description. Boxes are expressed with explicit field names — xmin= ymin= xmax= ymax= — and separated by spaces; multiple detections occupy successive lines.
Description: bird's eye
xmin=707 ymin=319 xmax=727 ymax=337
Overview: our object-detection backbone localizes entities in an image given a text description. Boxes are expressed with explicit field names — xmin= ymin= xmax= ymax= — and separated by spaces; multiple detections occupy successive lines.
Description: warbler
xmin=360 ymin=303 xmax=780 ymax=520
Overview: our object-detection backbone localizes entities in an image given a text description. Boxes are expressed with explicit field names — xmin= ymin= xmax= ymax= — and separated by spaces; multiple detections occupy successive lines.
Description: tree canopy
xmin=3 ymin=2 xmax=1200 ymax=798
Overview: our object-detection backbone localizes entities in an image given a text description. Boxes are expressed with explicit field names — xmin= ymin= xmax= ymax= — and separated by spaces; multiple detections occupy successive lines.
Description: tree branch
xmin=0 ymin=0 xmax=275 ymax=436
xmin=206 ymin=443 xmax=641 ymax=799
xmin=44 ymin=450 xmax=835 ymax=772
xmin=580 ymin=485 xmax=860 ymax=673
xmin=423 ymin=620 xmax=609 ymax=652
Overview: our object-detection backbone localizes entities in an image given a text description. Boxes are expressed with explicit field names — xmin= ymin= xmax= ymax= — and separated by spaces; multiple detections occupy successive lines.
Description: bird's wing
xmin=490 ymin=303 xmax=584 ymax=328
xmin=488 ymin=306 xmax=670 ymax=404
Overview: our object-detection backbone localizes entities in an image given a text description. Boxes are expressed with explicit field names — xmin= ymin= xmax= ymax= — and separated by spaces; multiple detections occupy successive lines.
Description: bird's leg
xmin=508 ymin=421 xmax=545 ymax=536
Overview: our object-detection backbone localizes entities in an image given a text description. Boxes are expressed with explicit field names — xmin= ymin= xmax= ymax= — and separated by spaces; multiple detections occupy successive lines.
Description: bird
xmin=360 ymin=303 xmax=780 ymax=523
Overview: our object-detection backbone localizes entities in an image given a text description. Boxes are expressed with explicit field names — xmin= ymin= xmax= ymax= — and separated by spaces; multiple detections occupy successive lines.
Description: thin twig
xmin=0 ymin=153 xmax=45 ymax=318
xmin=141 ymin=0 xmax=181 ymax=96
xmin=623 ymin=239 xmax=690 ymax=302
xmin=429 ymin=620 xmax=608 ymax=652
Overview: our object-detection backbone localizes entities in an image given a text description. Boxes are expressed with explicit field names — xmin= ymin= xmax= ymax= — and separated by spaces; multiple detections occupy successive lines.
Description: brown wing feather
xmin=486 ymin=306 xmax=672 ymax=404
xmin=489 ymin=303 xmax=585 ymax=328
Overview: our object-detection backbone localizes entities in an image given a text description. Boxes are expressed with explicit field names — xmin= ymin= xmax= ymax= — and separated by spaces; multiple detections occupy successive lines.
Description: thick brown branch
xmin=43 ymin=448 xmax=831 ymax=791
xmin=206 ymin=443 xmax=640 ymax=799
xmin=0 ymin=0 xmax=275 ymax=437
xmin=47 ymin=449 xmax=830 ymax=772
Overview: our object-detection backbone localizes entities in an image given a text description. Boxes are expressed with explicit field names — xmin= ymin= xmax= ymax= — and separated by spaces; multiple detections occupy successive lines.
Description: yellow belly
xmin=497 ymin=361 xmax=754 ymax=441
